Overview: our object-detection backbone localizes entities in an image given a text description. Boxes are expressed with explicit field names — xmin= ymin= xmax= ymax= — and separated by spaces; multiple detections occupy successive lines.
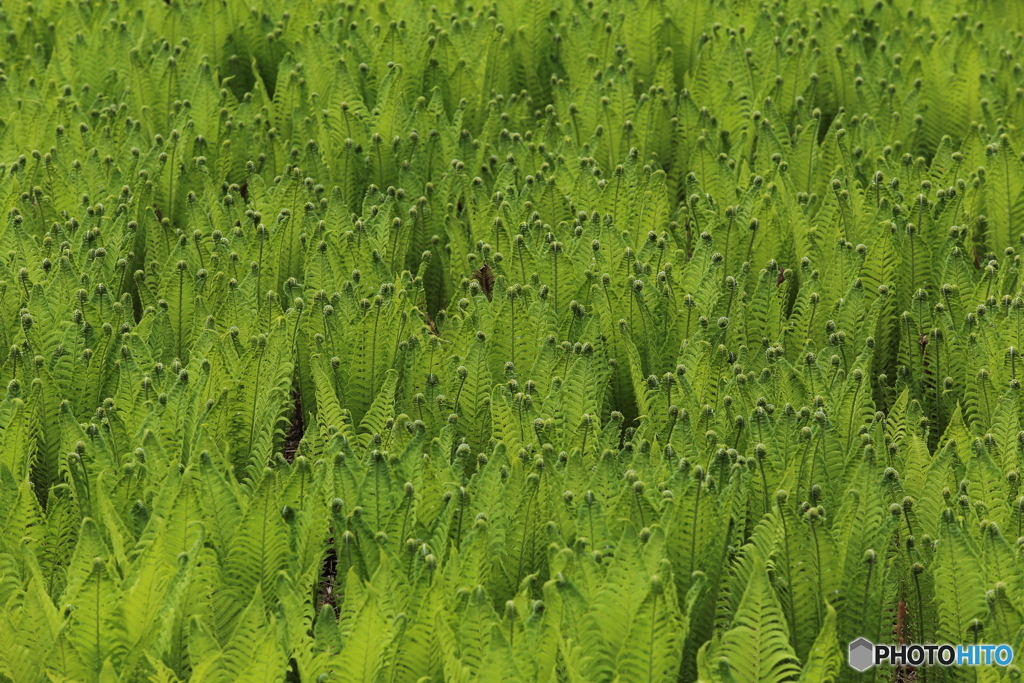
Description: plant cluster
xmin=2 ymin=0 xmax=1024 ymax=681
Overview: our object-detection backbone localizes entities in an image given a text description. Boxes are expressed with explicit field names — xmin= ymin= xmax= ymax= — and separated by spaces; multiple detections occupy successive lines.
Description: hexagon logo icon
xmin=848 ymin=638 xmax=875 ymax=671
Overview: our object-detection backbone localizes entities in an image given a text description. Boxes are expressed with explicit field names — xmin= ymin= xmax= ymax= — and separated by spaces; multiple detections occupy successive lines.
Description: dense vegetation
xmin=1 ymin=0 xmax=1024 ymax=681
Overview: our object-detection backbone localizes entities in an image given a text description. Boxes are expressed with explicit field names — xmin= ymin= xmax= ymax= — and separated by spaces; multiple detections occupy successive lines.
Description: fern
xmin=708 ymin=559 xmax=802 ymax=683
xmin=3 ymin=0 xmax=1024 ymax=680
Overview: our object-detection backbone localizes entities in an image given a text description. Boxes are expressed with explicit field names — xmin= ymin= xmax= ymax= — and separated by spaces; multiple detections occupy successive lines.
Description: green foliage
xmin=1 ymin=0 xmax=1024 ymax=680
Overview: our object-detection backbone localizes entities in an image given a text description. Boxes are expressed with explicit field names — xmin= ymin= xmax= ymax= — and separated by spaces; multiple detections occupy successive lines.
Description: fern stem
xmin=805 ymin=295 xmax=818 ymax=345
xmin=246 ymin=343 xmax=266 ymax=458
xmin=552 ymin=248 xmax=559 ymax=317
xmin=455 ymin=488 xmax=467 ymax=549
xmin=94 ymin=563 xmax=102 ymax=674
xmin=586 ymin=493 xmax=597 ymax=547
xmin=861 ymin=556 xmax=875 ymax=636
xmin=180 ymin=475 xmax=190 ymax=555
xmin=516 ymin=393 xmax=526 ymax=448
xmin=176 ymin=267 xmax=184 ymax=361
xmin=258 ymin=493 xmax=269 ymax=596
xmin=106 ymin=422 xmax=121 ymax=469
xmin=493 ymin=209 xmax=501 ymax=256
xmin=514 ymin=483 xmax=537 ymax=590
xmin=398 ymin=496 xmax=411 ymax=547
xmin=697 ymin=144 xmax=707 ymax=201
xmin=374 ymin=460 xmax=382 ymax=531
xmin=168 ymin=134 xmax=177 ymax=228
xmin=322 ymin=305 xmax=337 ymax=353
xmin=633 ymin=487 xmax=646 ymax=528
xmin=370 ymin=303 xmax=381 ymax=398
xmin=54 ymin=628 xmax=73 ymax=678
xmin=516 ymin=238 xmax=527 ymax=285
xmin=933 ymin=334 xmax=943 ymax=431
xmin=613 ymin=173 xmax=622 ymax=222
xmin=778 ymin=505 xmax=798 ymax=651
xmin=633 ymin=179 xmax=649 ymax=248
xmin=344 ymin=532 xmax=354 ymax=583
xmin=687 ymin=481 xmax=701 ymax=580
xmin=688 ymin=199 xmax=702 ymax=244
xmin=722 ymin=215 xmax=736 ymax=283
xmin=510 ymin=296 xmax=516 ymax=367
xmin=389 ymin=308 xmax=408 ymax=384
xmin=845 ymin=380 xmax=863 ymax=456
xmin=388 ymin=622 xmax=410 ymax=683
xmin=808 ymin=518 xmax=825 ymax=628
xmin=1004 ymin=148 xmax=1014 ymax=244
xmin=807 ymin=427 xmax=825 ymax=505
xmin=453 ymin=373 xmax=468 ymax=418
xmin=823 ymin=362 xmax=839 ymax=395
xmin=796 ymin=435 xmax=814 ymax=506
xmin=124 ymin=469 xmax=135 ymax=514
xmin=634 ymin=286 xmax=651 ymax=351
xmin=256 ymin=229 xmax=265 ymax=322
xmin=603 ymin=107 xmax=616 ymax=163
xmin=1017 ymin=497 xmax=1023 ymax=539
xmin=647 ymin=590 xmax=659 ymax=682
xmin=376 ymin=141 xmax=385 ymax=188
xmin=903 ymin=313 xmax=915 ymax=388
xmin=757 ymin=454 xmax=769 ymax=516
xmin=626 ymin=259 xmax=634 ymax=332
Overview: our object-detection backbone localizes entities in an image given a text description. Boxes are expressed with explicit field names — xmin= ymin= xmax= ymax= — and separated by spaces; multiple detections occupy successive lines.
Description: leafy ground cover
xmin=1 ymin=0 xmax=1024 ymax=681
